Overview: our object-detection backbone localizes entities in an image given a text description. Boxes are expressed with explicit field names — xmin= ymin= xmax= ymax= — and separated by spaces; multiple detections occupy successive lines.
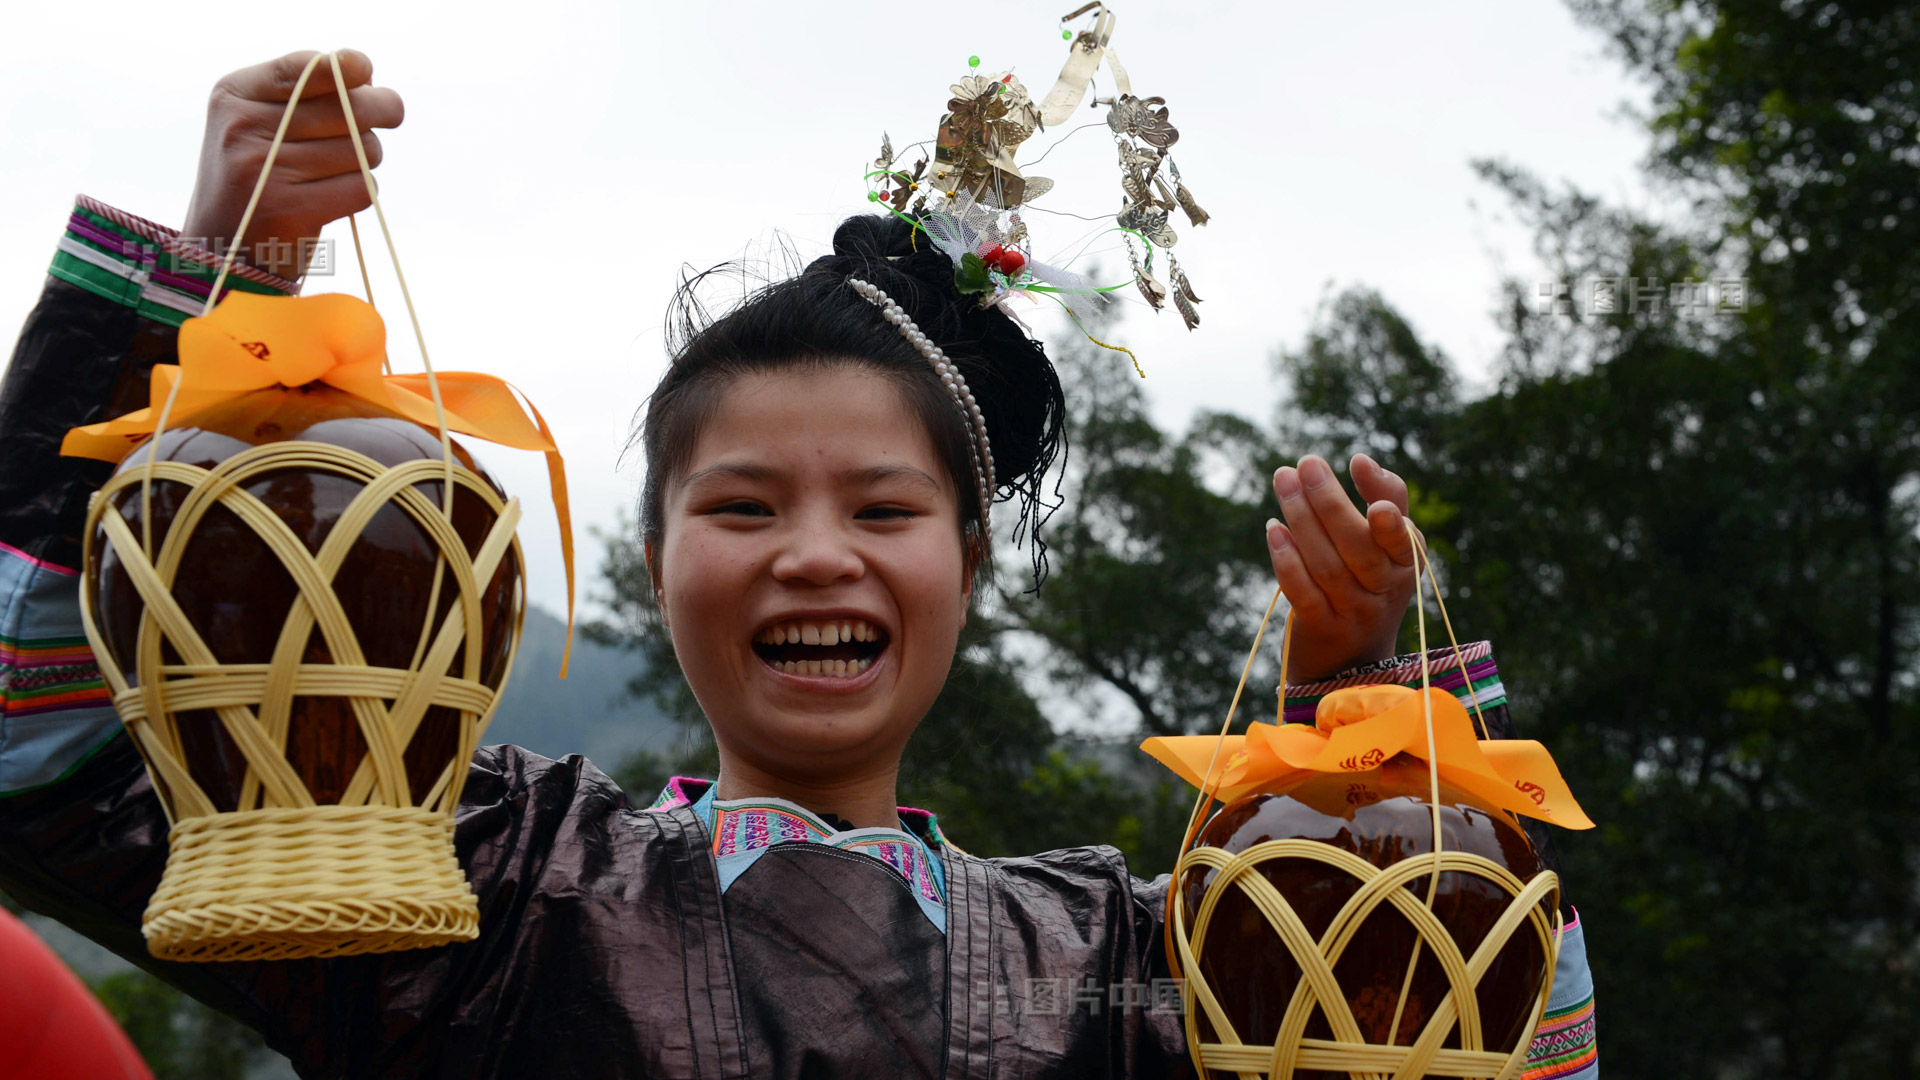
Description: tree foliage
xmin=1264 ymin=6 xmax=1920 ymax=1074
xmin=1003 ymin=305 xmax=1285 ymax=738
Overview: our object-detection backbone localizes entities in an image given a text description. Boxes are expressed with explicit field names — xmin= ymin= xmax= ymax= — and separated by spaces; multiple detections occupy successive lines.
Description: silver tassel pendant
xmin=1169 ymin=256 xmax=1202 ymax=330
xmin=1175 ymin=182 xmax=1209 ymax=227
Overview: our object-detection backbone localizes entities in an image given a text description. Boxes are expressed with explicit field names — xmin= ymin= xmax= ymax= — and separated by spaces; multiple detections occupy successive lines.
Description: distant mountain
xmin=484 ymin=606 xmax=679 ymax=773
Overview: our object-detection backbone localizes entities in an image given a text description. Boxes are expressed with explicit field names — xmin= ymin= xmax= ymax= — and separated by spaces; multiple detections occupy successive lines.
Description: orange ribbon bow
xmin=1140 ymin=684 xmax=1593 ymax=829
xmin=60 ymin=291 xmax=575 ymax=674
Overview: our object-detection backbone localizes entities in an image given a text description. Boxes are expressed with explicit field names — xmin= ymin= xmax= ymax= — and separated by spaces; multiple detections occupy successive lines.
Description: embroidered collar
xmin=647 ymin=777 xmax=949 ymax=932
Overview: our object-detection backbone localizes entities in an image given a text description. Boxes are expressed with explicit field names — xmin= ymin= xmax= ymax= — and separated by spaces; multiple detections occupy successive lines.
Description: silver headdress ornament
xmin=854 ymin=4 xmax=1213 ymax=541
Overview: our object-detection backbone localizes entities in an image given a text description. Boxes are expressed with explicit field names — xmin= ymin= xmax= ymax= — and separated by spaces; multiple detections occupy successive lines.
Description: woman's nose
xmin=769 ymin=514 xmax=864 ymax=585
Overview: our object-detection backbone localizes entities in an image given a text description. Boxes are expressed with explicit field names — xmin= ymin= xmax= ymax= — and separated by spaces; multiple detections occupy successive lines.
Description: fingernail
xmin=1274 ymin=467 xmax=1301 ymax=499
xmin=1300 ymin=456 xmax=1333 ymax=489
xmin=1266 ymin=519 xmax=1290 ymax=548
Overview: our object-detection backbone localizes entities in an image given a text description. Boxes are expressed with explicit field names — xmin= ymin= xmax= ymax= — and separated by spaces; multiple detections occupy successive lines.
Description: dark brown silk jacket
xmin=0 ymin=273 xmax=1193 ymax=1079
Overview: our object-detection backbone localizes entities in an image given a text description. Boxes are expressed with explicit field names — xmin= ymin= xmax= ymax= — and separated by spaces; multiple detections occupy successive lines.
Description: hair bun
xmin=828 ymin=213 xmax=956 ymax=295
xmin=831 ymin=213 xmax=915 ymax=260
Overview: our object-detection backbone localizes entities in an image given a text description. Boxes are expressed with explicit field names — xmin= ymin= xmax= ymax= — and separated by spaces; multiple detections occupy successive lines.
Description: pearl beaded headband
xmin=846 ymin=277 xmax=996 ymax=538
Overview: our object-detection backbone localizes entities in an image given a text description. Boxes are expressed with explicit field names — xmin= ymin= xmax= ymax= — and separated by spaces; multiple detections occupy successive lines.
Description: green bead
xmin=968 ymin=54 xmax=980 ymax=68
xmin=868 ymin=191 xmax=880 ymax=202
xmin=1062 ymin=29 xmax=1073 ymax=39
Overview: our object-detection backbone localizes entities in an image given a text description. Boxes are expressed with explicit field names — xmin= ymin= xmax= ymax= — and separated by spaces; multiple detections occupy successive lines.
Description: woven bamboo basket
xmin=1165 ymin=525 xmax=1565 ymax=1080
xmin=1171 ymin=835 xmax=1560 ymax=1079
xmin=80 ymin=439 xmax=525 ymax=962
xmin=69 ymin=50 xmax=544 ymax=963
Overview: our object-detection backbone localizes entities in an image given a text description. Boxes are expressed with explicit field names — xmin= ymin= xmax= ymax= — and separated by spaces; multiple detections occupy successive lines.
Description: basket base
xmin=143 ymin=804 xmax=480 ymax=962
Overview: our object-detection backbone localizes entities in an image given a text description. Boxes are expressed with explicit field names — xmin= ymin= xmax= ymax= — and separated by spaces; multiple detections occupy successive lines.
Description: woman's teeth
xmin=753 ymin=618 xmax=886 ymax=678
xmin=775 ymin=658 xmax=875 ymax=677
xmin=755 ymin=619 xmax=880 ymax=646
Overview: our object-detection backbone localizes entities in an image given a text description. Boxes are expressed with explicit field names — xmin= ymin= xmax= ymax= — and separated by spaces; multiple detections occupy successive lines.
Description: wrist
xmin=1287 ymin=635 xmax=1398 ymax=685
xmin=1280 ymin=641 xmax=1505 ymax=727
xmin=177 ymin=225 xmax=310 ymax=281
xmin=183 ymin=197 xmax=313 ymax=281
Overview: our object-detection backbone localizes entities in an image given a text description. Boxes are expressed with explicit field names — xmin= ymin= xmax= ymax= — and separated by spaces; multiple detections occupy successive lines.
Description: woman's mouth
xmin=752 ymin=618 xmax=889 ymax=678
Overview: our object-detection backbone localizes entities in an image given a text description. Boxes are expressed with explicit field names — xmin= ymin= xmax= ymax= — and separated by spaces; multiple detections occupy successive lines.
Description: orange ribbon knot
xmin=60 ymin=291 xmax=575 ymax=675
xmin=1140 ymin=684 xmax=1593 ymax=829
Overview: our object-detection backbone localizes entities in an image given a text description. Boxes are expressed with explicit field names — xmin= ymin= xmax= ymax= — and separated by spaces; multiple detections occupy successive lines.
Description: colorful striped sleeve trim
xmin=0 ymin=544 xmax=122 ymax=796
xmin=48 ymin=195 xmax=298 ymax=327
xmin=1525 ymin=911 xmax=1597 ymax=1079
xmin=1281 ymin=641 xmax=1505 ymax=725
xmin=1525 ymin=995 xmax=1597 ymax=1079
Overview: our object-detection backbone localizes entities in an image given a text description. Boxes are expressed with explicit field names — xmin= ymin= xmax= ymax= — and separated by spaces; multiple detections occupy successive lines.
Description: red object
xmin=979 ymin=244 xmax=1026 ymax=277
xmin=0 ymin=907 xmax=153 ymax=1080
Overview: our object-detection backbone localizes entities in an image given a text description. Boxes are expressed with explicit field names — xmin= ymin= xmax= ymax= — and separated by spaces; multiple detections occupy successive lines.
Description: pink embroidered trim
xmin=0 ymin=540 xmax=78 ymax=577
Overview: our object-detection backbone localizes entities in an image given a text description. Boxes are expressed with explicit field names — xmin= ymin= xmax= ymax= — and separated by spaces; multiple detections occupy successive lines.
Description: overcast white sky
xmin=0 ymin=0 xmax=1655 ymax=620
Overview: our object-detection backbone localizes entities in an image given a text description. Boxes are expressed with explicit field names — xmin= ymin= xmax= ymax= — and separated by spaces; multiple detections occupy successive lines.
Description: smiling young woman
xmin=0 ymin=50 xmax=1598 ymax=1080
xmin=658 ymin=367 xmax=974 ymax=819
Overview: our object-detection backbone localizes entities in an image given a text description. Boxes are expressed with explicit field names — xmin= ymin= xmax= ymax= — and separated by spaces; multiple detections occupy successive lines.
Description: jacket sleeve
xmin=0 ymin=196 xmax=301 ymax=796
xmin=0 ymin=199 xmax=548 ymax=1079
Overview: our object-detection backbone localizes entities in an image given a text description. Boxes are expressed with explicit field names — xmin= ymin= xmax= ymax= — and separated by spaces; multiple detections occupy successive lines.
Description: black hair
xmin=635 ymin=212 xmax=1066 ymax=586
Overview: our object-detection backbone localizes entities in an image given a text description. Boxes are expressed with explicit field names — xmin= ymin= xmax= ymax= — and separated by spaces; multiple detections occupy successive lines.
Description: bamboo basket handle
xmin=134 ymin=50 xmax=459 ymax=562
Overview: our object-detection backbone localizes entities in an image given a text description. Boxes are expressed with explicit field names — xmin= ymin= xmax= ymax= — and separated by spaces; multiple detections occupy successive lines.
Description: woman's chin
xmin=726 ymin=650 xmax=926 ymax=756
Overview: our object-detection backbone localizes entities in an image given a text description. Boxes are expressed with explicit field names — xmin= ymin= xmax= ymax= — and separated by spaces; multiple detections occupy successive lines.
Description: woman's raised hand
xmin=1265 ymin=453 xmax=1424 ymax=683
xmin=182 ymin=49 xmax=404 ymax=279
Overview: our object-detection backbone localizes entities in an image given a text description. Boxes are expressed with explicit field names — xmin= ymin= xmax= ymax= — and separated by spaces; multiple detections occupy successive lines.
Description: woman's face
xmin=652 ymin=366 xmax=972 ymax=784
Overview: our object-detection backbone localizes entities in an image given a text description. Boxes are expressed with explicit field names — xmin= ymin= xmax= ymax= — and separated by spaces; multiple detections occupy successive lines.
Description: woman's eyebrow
xmin=680 ymin=461 xmax=941 ymax=492
xmin=680 ymin=461 xmax=779 ymax=488
xmin=844 ymin=464 xmax=942 ymax=492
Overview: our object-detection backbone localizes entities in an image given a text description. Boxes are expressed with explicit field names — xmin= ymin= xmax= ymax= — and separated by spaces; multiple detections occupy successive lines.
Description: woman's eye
xmin=708 ymin=501 xmax=770 ymax=517
xmin=856 ymin=506 xmax=916 ymax=521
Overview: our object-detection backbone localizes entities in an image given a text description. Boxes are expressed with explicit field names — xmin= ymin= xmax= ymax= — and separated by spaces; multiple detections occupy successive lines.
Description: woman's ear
xmin=959 ymin=531 xmax=982 ymax=626
xmin=644 ymin=541 xmax=668 ymax=629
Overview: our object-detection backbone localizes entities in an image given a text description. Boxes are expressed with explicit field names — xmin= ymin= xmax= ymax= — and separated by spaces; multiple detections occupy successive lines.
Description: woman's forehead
xmin=683 ymin=369 xmax=947 ymax=481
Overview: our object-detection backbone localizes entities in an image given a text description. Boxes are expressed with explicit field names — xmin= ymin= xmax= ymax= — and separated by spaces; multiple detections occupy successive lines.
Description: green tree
xmin=1257 ymin=5 xmax=1920 ymax=1072
xmin=1004 ymin=303 xmax=1286 ymax=738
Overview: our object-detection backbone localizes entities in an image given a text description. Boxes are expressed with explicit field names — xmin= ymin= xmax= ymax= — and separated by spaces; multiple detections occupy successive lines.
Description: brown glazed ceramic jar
xmin=1182 ymin=755 xmax=1548 ymax=1076
xmin=88 ymin=386 xmax=522 ymax=811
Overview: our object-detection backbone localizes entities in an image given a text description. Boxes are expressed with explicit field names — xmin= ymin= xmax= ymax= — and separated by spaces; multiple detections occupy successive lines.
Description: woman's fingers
xmin=1350 ymin=453 xmax=1410 ymax=516
xmin=255 ymin=132 xmax=384 ymax=183
xmin=217 ymin=49 xmax=376 ymax=106
xmin=1302 ymin=455 xmax=1406 ymax=593
xmin=1267 ymin=519 xmax=1333 ymax=622
xmin=269 ymin=86 xmax=405 ymax=142
xmin=1274 ymin=460 xmax=1361 ymax=599
xmin=1368 ymin=500 xmax=1420 ymax=567
xmin=1354 ymin=453 xmax=1421 ymax=566
xmin=1279 ymin=455 xmax=1406 ymax=596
